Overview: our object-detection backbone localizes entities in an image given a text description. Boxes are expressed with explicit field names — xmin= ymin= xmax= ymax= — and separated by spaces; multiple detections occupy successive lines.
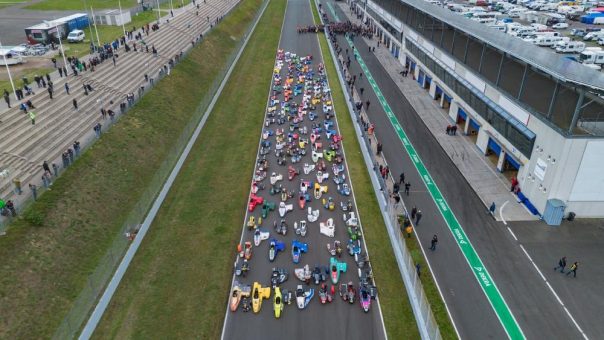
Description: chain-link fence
xmin=314 ymin=1 xmax=442 ymax=337
xmin=51 ymin=0 xmax=268 ymax=338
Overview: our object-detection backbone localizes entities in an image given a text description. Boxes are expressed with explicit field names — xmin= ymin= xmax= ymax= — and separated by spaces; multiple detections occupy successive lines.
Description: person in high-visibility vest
xmin=28 ymin=110 xmax=36 ymax=125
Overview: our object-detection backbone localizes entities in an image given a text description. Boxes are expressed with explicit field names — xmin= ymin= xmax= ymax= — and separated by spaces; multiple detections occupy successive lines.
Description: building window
xmin=465 ymin=37 xmax=483 ymax=72
xmin=550 ymin=84 xmax=579 ymax=132
xmin=479 ymin=45 xmax=502 ymax=84
xmin=498 ymin=55 xmax=526 ymax=99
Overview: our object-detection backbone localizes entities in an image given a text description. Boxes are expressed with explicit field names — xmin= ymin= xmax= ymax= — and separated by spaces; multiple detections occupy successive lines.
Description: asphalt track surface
xmin=321 ymin=1 xmax=589 ymax=339
xmin=221 ymin=0 xmax=386 ymax=339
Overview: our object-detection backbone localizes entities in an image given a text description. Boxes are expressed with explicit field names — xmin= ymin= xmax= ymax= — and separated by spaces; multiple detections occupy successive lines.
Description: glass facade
xmin=407 ymin=40 xmax=536 ymax=157
xmin=370 ymin=0 xmax=604 ymax=137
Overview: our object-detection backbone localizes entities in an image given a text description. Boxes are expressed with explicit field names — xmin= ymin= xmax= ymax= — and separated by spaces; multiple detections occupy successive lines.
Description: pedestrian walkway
xmin=337 ymin=2 xmax=535 ymax=222
xmin=0 ymin=0 xmax=239 ymax=227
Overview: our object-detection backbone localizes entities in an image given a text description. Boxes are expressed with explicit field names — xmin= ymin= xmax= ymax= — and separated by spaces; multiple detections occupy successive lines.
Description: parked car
xmin=553 ymin=22 xmax=570 ymax=29
xmin=67 ymin=30 xmax=85 ymax=43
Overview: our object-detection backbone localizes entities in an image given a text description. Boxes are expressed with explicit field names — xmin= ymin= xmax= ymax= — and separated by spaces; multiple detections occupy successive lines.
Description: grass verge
xmin=91 ymin=0 xmax=284 ymax=338
xmin=311 ymin=1 xmax=419 ymax=338
xmin=404 ymin=234 xmax=457 ymax=339
xmin=0 ymin=67 xmax=55 ymax=94
xmin=0 ymin=0 xmax=263 ymax=338
xmin=26 ymin=0 xmax=138 ymax=10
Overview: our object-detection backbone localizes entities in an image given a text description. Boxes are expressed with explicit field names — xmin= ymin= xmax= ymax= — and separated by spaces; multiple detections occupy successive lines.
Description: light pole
xmin=0 ymin=38 xmax=18 ymax=101
xmin=82 ymin=0 xmax=95 ymax=48
xmin=90 ymin=6 xmax=102 ymax=47
xmin=155 ymin=0 xmax=160 ymax=21
xmin=118 ymin=0 xmax=126 ymax=39
xmin=44 ymin=20 xmax=69 ymax=76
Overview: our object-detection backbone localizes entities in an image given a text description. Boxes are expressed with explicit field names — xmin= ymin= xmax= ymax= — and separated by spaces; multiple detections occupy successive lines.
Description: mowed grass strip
xmin=0 ymin=0 xmax=263 ymax=338
xmin=310 ymin=2 xmax=419 ymax=338
xmin=92 ymin=0 xmax=284 ymax=338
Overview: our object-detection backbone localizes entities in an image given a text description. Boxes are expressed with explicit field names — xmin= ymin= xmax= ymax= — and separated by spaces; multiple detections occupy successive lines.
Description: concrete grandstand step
xmin=0 ymin=0 xmax=241 ymax=207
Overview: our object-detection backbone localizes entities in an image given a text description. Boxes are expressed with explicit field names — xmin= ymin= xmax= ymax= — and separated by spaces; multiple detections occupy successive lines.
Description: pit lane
xmin=221 ymin=0 xmax=386 ymax=338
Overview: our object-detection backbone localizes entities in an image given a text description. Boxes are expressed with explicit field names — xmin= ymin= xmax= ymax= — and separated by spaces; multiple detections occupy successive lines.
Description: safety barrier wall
xmin=50 ymin=0 xmax=272 ymax=337
xmin=314 ymin=0 xmax=442 ymax=338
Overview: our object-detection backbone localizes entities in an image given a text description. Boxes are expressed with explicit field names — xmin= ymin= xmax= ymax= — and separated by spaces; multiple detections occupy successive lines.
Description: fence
xmin=51 ymin=0 xmax=268 ymax=338
xmin=314 ymin=1 xmax=442 ymax=338
xmin=352 ymin=88 xmax=442 ymax=340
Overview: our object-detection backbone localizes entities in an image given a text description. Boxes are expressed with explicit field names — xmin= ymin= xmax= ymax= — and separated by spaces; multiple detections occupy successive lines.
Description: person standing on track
xmin=415 ymin=210 xmax=423 ymax=225
xmin=430 ymin=235 xmax=438 ymax=251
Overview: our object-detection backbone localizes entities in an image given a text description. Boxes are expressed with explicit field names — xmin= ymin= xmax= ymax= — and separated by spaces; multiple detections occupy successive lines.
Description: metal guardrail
xmin=51 ymin=0 xmax=270 ymax=338
xmin=313 ymin=0 xmax=442 ymax=338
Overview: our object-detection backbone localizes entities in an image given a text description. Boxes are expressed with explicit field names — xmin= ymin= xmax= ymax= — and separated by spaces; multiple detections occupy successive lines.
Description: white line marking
xmin=220 ymin=1 xmax=286 ymax=339
xmin=518 ymin=244 xmax=589 ymax=340
xmin=329 ymin=4 xmax=458 ymax=339
xmin=312 ymin=1 xmax=388 ymax=337
xmin=499 ymin=200 xmax=509 ymax=225
xmin=545 ymin=282 xmax=564 ymax=306
xmin=506 ymin=227 xmax=518 ymax=241
xmin=564 ymin=306 xmax=590 ymax=340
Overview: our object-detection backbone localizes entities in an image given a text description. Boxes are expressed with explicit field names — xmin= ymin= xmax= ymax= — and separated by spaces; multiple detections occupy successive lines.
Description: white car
xmin=552 ymin=23 xmax=569 ymax=29
xmin=67 ymin=30 xmax=85 ymax=42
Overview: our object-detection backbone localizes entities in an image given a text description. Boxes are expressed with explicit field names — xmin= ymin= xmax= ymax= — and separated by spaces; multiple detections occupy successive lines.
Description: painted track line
xmin=518 ymin=244 xmax=589 ymax=340
xmin=506 ymin=227 xmax=518 ymax=242
xmin=219 ymin=1 xmax=286 ymax=339
xmin=78 ymin=1 xmax=256 ymax=338
xmin=324 ymin=2 xmax=524 ymax=339
xmin=499 ymin=200 xmax=509 ymax=225
xmin=316 ymin=2 xmax=449 ymax=339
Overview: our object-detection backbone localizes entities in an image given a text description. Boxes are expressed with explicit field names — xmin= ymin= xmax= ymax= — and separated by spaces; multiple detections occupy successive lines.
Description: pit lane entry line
xmin=325 ymin=3 xmax=524 ymax=339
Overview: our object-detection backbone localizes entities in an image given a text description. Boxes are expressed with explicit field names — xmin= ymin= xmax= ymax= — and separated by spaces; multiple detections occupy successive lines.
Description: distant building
xmin=24 ymin=13 xmax=89 ymax=44
xmin=354 ymin=0 xmax=604 ymax=219
xmin=94 ymin=9 xmax=132 ymax=26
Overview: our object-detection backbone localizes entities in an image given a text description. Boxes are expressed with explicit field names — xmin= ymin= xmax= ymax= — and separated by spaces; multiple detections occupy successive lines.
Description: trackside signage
xmin=325 ymin=3 xmax=525 ymax=339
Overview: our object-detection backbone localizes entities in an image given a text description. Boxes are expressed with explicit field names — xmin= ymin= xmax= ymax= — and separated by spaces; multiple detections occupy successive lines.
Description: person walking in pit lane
xmin=430 ymin=235 xmax=438 ymax=251
xmin=566 ymin=262 xmax=578 ymax=278
xmin=554 ymin=256 xmax=567 ymax=273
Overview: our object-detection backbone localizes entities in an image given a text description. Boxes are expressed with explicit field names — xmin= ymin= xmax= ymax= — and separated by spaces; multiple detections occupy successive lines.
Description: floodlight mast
xmin=0 ymin=37 xmax=18 ymax=101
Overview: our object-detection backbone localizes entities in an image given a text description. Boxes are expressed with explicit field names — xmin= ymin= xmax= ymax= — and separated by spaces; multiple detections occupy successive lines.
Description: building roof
xmin=399 ymin=0 xmax=604 ymax=91
xmin=25 ymin=13 xmax=87 ymax=30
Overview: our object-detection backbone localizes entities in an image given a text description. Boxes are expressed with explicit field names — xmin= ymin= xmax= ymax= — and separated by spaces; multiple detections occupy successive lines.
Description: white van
xmin=535 ymin=31 xmax=562 ymax=37
xmin=536 ymin=35 xmax=563 ymax=46
xmin=583 ymin=30 xmax=604 ymax=41
xmin=67 ymin=30 xmax=85 ymax=43
xmin=555 ymin=41 xmax=586 ymax=53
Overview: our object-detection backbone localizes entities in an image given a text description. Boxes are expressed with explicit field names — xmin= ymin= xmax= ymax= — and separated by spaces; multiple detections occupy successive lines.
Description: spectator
xmin=3 ymin=89 xmax=10 ymax=108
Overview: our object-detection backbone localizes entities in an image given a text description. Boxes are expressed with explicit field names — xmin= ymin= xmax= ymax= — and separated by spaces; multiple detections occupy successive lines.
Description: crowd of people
xmin=296 ymin=24 xmax=325 ymax=33
xmin=325 ymin=21 xmax=373 ymax=39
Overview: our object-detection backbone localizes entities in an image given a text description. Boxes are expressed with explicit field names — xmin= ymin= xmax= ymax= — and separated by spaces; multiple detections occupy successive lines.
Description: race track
xmin=221 ymin=0 xmax=387 ymax=339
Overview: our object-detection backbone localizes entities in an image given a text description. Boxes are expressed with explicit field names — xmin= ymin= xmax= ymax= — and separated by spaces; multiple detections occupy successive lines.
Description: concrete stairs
xmin=0 ymin=0 xmax=240 ymax=203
